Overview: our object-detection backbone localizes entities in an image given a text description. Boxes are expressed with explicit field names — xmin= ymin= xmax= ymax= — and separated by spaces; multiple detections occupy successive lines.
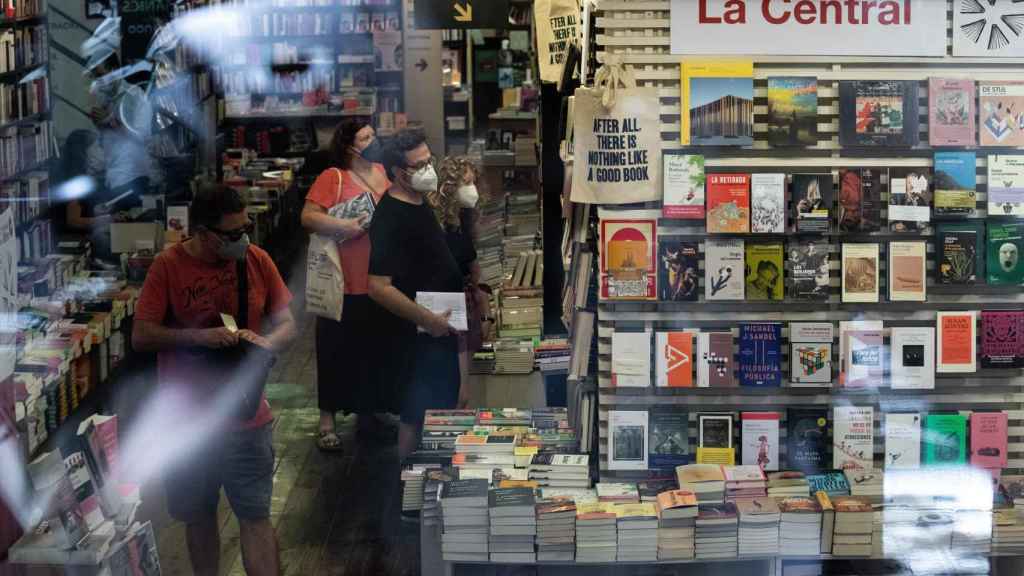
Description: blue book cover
xmin=739 ymin=323 xmax=782 ymax=387
xmin=807 ymin=470 xmax=851 ymax=497
xmin=934 ymin=151 xmax=977 ymax=217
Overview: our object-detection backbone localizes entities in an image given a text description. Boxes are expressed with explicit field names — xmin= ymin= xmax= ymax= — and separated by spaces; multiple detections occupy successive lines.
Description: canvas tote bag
xmin=571 ymin=56 xmax=663 ymax=204
xmin=534 ymin=0 xmax=581 ymax=83
xmin=305 ymin=171 xmax=345 ymax=321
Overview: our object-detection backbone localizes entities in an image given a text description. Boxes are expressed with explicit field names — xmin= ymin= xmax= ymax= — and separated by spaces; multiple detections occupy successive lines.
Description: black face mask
xmin=357 ymin=139 xmax=383 ymax=163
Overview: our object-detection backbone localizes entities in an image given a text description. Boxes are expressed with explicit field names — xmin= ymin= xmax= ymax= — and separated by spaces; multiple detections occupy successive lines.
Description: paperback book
xmin=884 ymin=413 xmax=921 ymax=469
xmin=888 ymin=241 xmax=927 ymax=302
xmin=704 ymin=239 xmax=744 ymax=300
xmin=787 ymin=408 xmax=829 ymax=473
xmin=698 ymin=331 xmax=736 ymax=388
xmin=970 ymin=412 xmax=1008 ymax=470
xmin=744 ymin=242 xmax=783 ymax=301
xmin=807 ymin=470 xmax=851 ymax=497
xmin=741 ymin=412 xmax=780 ymax=471
xmin=928 ymin=78 xmax=976 ymax=147
xmin=750 ymin=173 xmax=786 ymax=233
xmin=888 ymin=168 xmax=932 ymax=234
xmin=682 ymin=60 xmax=754 ymax=147
xmin=738 ymin=323 xmax=782 ymax=387
xmin=766 ymin=76 xmax=818 ymax=147
xmin=658 ymin=237 xmax=699 ymax=302
xmin=936 ymin=221 xmax=984 ymax=285
xmin=890 ymin=326 xmax=935 ymax=390
xmin=788 ymin=241 xmax=830 ymax=301
xmin=663 ymin=154 xmax=706 ymax=219
xmin=790 ymin=322 xmax=833 ymax=386
xmin=933 ymin=151 xmax=977 ymax=217
xmin=841 ymin=243 xmax=879 ymax=303
xmin=608 ymin=410 xmax=649 ymax=471
xmin=923 ymin=414 xmax=967 ymax=466
xmin=706 ymin=173 xmax=750 ymax=233
xmin=655 ymin=331 xmax=694 ymax=388
xmin=842 ymin=330 xmax=884 ymax=389
xmin=792 ymin=174 xmax=832 ymax=234
xmin=937 ymin=311 xmax=977 ymax=374
xmin=698 ymin=414 xmax=734 ymax=450
xmin=838 ymin=168 xmax=881 ymax=233
xmin=611 ymin=330 xmax=652 ymax=387
xmin=649 ymin=409 xmax=690 ymax=470
xmin=600 ymin=219 xmax=657 ymax=300
xmin=839 ymin=80 xmax=920 ymax=148
xmin=987 ymin=222 xmax=1024 ymax=285
xmin=833 ymin=406 xmax=874 ymax=471
xmin=981 ymin=310 xmax=1024 ymax=369
xmin=980 ymin=82 xmax=1024 ymax=147
xmin=987 ymin=154 xmax=1024 ymax=217
xmin=838 ymin=321 xmax=883 ymax=386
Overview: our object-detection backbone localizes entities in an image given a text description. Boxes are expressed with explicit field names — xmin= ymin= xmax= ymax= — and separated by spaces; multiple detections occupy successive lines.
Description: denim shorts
xmin=165 ymin=422 xmax=275 ymax=523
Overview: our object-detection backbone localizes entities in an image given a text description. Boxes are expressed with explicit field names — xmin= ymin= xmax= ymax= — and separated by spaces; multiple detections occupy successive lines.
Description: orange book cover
xmin=938 ymin=311 xmax=976 ymax=372
xmin=656 ymin=332 xmax=694 ymax=387
xmin=706 ymin=173 xmax=750 ymax=233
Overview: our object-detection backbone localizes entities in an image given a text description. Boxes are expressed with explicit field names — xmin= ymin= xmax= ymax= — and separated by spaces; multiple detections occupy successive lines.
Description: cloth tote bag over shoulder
xmin=306 ymin=170 xmax=346 ymax=321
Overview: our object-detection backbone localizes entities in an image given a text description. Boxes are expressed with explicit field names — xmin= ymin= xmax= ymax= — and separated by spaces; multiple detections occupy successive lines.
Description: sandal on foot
xmin=317 ymin=430 xmax=343 ymax=452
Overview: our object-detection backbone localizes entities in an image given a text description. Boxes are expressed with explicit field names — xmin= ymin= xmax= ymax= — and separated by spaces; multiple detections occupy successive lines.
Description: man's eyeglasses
xmin=209 ymin=223 xmax=253 ymax=242
xmin=407 ymin=156 xmax=437 ymax=172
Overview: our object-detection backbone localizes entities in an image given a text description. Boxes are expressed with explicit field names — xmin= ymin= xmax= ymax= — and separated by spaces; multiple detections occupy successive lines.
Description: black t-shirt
xmin=445 ymin=227 xmax=477 ymax=279
xmin=369 ymin=192 xmax=464 ymax=305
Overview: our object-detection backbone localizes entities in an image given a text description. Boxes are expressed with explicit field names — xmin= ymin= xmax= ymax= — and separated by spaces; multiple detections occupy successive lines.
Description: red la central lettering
xmin=699 ymin=0 xmax=746 ymax=24
xmin=758 ymin=0 xmax=912 ymax=25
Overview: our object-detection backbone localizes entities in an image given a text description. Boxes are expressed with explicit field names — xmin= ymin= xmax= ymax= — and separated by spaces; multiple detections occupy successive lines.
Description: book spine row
xmin=0 ymin=76 xmax=48 ymax=124
xmin=0 ymin=25 xmax=46 ymax=73
xmin=0 ymin=171 xmax=47 ymax=229
xmin=0 ymin=119 xmax=49 ymax=178
xmin=1 ymin=0 xmax=43 ymax=21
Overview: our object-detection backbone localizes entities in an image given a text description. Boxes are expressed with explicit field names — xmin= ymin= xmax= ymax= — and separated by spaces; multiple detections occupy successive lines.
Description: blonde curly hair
xmin=428 ymin=156 xmax=482 ymax=231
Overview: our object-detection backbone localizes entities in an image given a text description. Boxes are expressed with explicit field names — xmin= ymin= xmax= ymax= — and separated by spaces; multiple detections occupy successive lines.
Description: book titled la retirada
xmin=663 ymin=154 xmax=705 ymax=219
xmin=706 ymin=173 xmax=750 ymax=233
xmin=937 ymin=311 xmax=977 ymax=373
xmin=833 ymin=406 xmax=873 ymax=471
xmin=970 ymin=412 xmax=1008 ymax=470
xmin=981 ymin=310 xmax=1024 ymax=369
xmin=738 ymin=323 xmax=781 ymax=387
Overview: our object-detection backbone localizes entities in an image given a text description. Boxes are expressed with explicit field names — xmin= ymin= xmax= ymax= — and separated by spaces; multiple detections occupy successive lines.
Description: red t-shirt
xmin=135 ymin=243 xmax=293 ymax=429
xmin=305 ymin=166 xmax=388 ymax=295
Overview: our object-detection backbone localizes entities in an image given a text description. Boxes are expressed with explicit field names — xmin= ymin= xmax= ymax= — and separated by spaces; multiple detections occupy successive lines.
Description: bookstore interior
xmin=5 ymin=0 xmax=1024 ymax=574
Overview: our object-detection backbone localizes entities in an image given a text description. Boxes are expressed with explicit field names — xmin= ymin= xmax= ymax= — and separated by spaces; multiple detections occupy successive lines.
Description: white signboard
xmin=670 ymin=0 xmax=947 ymax=57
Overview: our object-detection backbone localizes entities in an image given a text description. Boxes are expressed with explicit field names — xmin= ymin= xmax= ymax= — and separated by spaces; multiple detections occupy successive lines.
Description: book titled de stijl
xmin=738 ymin=323 xmax=781 ymax=387
xmin=706 ymin=173 xmax=750 ymax=233
xmin=838 ymin=80 xmax=920 ymax=148
xmin=970 ymin=412 xmax=1008 ymax=470
xmin=981 ymin=310 xmax=1024 ymax=369
xmin=600 ymin=218 xmax=657 ymax=301
xmin=937 ymin=311 xmax=977 ymax=373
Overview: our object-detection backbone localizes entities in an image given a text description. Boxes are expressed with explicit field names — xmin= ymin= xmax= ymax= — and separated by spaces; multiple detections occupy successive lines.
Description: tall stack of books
xmin=441 ymin=479 xmax=490 ymax=562
xmin=527 ymin=454 xmax=590 ymax=489
xmin=488 ymin=487 xmax=537 ymax=563
xmin=695 ymin=502 xmax=739 ymax=559
xmin=493 ymin=339 xmax=536 ymax=374
xmin=400 ymin=464 xmax=440 ymax=513
xmin=767 ymin=471 xmax=810 ymax=498
xmin=575 ymin=502 xmax=617 ymax=562
xmin=596 ymin=482 xmax=639 ymax=504
xmin=737 ymin=497 xmax=781 ymax=556
xmin=422 ymin=469 xmax=455 ymax=527
xmin=724 ymin=465 xmax=767 ymax=500
xmin=535 ymin=498 xmax=577 ymax=561
xmin=778 ymin=497 xmax=823 ymax=555
xmin=676 ymin=464 xmax=726 ymax=504
xmin=615 ymin=503 xmax=659 ymax=562
xmin=992 ymin=508 xmax=1024 ymax=552
xmin=535 ymin=338 xmax=571 ymax=374
xmin=831 ymin=496 xmax=874 ymax=556
xmin=655 ymin=489 xmax=698 ymax=560
xmin=844 ymin=469 xmax=883 ymax=504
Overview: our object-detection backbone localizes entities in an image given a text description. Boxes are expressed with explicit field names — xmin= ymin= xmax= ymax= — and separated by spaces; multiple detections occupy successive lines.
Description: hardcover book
xmin=649 ymin=409 xmax=690 ymax=470
xmin=888 ymin=168 xmax=932 ymax=234
xmin=841 ymin=243 xmax=879 ymax=303
xmin=888 ymin=241 xmax=927 ymax=302
xmin=987 ymin=222 xmax=1024 ymax=285
xmin=790 ymin=322 xmax=833 ymax=386
xmin=987 ymin=154 xmax=1024 ymax=217
xmin=744 ymin=242 xmax=784 ymax=301
xmin=980 ymin=82 xmax=1024 ymax=147
xmin=839 ymin=80 xmax=920 ymax=148
xmin=698 ymin=331 xmax=736 ymax=388
xmin=706 ymin=173 xmax=750 ymax=233
xmin=936 ymin=221 xmax=984 ymax=285
xmin=741 ymin=412 xmax=780 ymax=471
xmin=788 ymin=241 xmax=830 ymax=301
xmin=766 ymin=76 xmax=818 ymax=147
xmin=656 ymin=331 xmax=694 ymax=388
xmin=937 ymin=311 xmax=977 ymax=373
xmin=923 ymin=414 xmax=967 ymax=466
xmin=608 ymin=410 xmax=649 ymax=471
xmin=890 ymin=326 xmax=936 ymax=390
xmin=682 ymin=61 xmax=754 ymax=147
xmin=698 ymin=414 xmax=733 ymax=449
xmin=833 ymin=406 xmax=874 ymax=471
xmin=884 ymin=413 xmax=921 ymax=469
xmin=663 ymin=154 xmax=706 ymax=219
xmin=933 ymin=151 xmax=977 ymax=217
xmin=704 ymin=239 xmax=744 ymax=300
xmin=843 ymin=330 xmax=884 ymax=389
xmin=970 ymin=412 xmax=1009 ymax=470
xmin=928 ymin=78 xmax=975 ymax=147
xmin=658 ymin=237 xmax=700 ymax=302
xmin=750 ymin=173 xmax=786 ymax=233
xmin=793 ymin=173 xmax=832 ymax=234
xmin=738 ymin=322 xmax=782 ymax=387
xmin=838 ymin=168 xmax=881 ymax=233
xmin=787 ymin=408 xmax=829 ymax=473
xmin=981 ymin=310 xmax=1024 ymax=369
xmin=600 ymin=219 xmax=657 ymax=300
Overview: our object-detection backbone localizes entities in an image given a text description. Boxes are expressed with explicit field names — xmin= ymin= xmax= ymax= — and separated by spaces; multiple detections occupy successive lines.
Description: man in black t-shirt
xmin=368 ymin=129 xmax=464 ymax=462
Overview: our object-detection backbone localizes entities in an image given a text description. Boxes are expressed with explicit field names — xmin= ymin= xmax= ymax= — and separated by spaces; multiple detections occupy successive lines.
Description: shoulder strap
xmin=333 ymin=167 xmax=345 ymax=205
xmin=237 ymin=255 xmax=249 ymax=330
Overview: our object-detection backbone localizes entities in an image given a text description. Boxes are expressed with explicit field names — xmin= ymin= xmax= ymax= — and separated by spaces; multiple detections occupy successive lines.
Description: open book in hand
xmin=415 ymin=292 xmax=469 ymax=332
xmin=328 ymin=191 xmax=376 ymax=231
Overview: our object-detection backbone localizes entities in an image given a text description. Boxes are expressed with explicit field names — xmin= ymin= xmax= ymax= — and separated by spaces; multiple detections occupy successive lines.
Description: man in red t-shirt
xmin=133 ymin=185 xmax=296 ymax=576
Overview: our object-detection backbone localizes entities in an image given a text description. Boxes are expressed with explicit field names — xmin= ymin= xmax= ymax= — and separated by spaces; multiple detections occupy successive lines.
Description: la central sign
xmin=670 ymin=0 xmax=947 ymax=56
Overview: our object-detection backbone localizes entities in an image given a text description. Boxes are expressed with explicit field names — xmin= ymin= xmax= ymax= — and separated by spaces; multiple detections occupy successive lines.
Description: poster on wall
xmin=669 ymin=0 xmax=947 ymax=56
xmin=952 ymin=0 xmax=1024 ymax=57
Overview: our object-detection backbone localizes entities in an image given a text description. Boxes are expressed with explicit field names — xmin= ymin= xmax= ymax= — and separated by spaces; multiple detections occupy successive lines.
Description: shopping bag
xmin=305 ymin=170 xmax=345 ymax=321
xmin=570 ymin=56 xmax=663 ymax=204
xmin=534 ymin=0 xmax=581 ymax=83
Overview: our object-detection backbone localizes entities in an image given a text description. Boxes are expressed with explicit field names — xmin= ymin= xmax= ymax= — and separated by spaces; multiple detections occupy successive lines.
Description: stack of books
xmin=477 ymin=408 xmax=532 ymax=427
xmin=737 ymin=497 xmax=781 ymax=556
xmin=400 ymin=464 xmax=439 ymax=513
xmin=831 ymin=496 xmax=874 ymax=556
xmin=778 ymin=497 xmax=823 ymax=555
xmin=676 ymin=464 xmax=726 ymax=504
xmin=452 ymin=452 xmax=517 ymax=482
xmin=422 ymin=469 xmax=455 ymax=527
xmin=535 ymin=498 xmax=577 ymax=561
xmin=488 ymin=487 xmax=537 ymax=563
xmin=420 ymin=409 xmax=477 ymax=456
xmin=992 ymin=508 xmax=1024 ymax=552
xmin=535 ymin=338 xmax=571 ymax=374
xmin=767 ymin=471 xmax=810 ymax=498
xmin=527 ymin=454 xmax=590 ymax=489
xmin=807 ymin=470 xmax=852 ymax=498
xmin=493 ymin=339 xmax=536 ymax=374
xmin=441 ymin=479 xmax=490 ymax=562
xmin=844 ymin=469 xmax=883 ymax=504
xmin=951 ymin=508 xmax=992 ymax=556
xmin=724 ymin=465 xmax=767 ymax=500
xmin=695 ymin=502 xmax=739 ymax=559
xmin=575 ymin=502 xmax=617 ymax=562
xmin=513 ymin=136 xmax=536 ymax=166
xmin=615 ymin=503 xmax=659 ymax=562
xmin=532 ymin=407 xmax=570 ymax=431
xmin=596 ymin=482 xmax=639 ymax=504
xmin=655 ymin=489 xmax=698 ymax=560
xmin=470 ymin=345 xmax=496 ymax=374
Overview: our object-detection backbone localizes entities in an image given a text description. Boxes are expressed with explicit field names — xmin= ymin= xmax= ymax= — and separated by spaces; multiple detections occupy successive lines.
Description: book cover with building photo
xmin=788 ymin=241 xmax=830 ymax=301
xmin=987 ymin=154 xmax=1024 ymax=217
xmin=766 ymin=76 xmax=818 ymax=147
xmin=683 ymin=61 xmax=754 ymax=146
xmin=838 ymin=80 xmax=920 ymax=148
xmin=658 ymin=237 xmax=699 ymax=302
xmin=744 ymin=242 xmax=784 ymax=301
xmin=793 ymin=174 xmax=832 ymax=234
xmin=888 ymin=168 xmax=932 ymax=234
xmin=600 ymin=219 xmax=657 ymax=300
xmin=838 ymin=168 xmax=881 ymax=233
xmin=841 ymin=243 xmax=879 ymax=303
xmin=933 ymin=152 xmax=977 ymax=217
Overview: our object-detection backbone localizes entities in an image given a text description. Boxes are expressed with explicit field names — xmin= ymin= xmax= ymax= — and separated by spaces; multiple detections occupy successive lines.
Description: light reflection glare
xmin=52 ymin=176 xmax=97 ymax=203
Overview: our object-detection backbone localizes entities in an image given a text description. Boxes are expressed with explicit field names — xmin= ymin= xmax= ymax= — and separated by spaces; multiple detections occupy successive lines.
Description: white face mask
xmin=456 ymin=184 xmax=479 ymax=208
xmin=409 ymin=164 xmax=438 ymax=193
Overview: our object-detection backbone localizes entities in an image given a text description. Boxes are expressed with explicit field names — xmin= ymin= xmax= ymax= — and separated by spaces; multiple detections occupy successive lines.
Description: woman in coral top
xmin=301 ymin=119 xmax=392 ymax=451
